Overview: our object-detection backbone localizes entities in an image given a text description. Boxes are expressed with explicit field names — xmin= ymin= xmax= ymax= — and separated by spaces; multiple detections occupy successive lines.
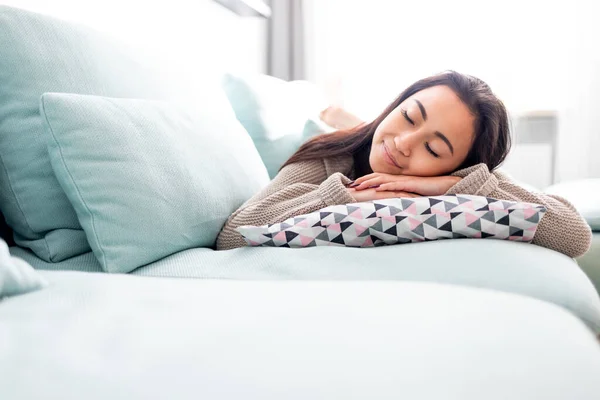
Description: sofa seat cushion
xmin=10 ymin=239 xmax=600 ymax=332
xmin=1 ymin=271 xmax=599 ymax=399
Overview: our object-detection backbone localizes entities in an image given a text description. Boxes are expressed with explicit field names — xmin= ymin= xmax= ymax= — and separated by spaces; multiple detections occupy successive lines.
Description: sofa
xmin=1 ymin=6 xmax=599 ymax=399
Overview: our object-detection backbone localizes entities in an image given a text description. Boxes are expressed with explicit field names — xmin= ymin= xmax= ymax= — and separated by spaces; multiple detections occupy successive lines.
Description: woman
xmin=217 ymin=71 xmax=592 ymax=257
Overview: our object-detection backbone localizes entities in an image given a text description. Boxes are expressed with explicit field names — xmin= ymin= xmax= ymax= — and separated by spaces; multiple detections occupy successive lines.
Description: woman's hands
xmin=349 ymin=173 xmax=462 ymax=197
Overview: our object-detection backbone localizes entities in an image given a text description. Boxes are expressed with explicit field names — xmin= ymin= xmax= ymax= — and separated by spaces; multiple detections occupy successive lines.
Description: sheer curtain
xmin=304 ymin=0 xmax=600 ymax=183
xmin=267 ymin=0 xmax=305 ymax=80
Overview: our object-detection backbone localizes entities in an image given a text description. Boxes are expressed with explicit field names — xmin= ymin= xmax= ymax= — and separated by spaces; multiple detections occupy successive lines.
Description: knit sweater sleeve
xmin=216 ymin=158 xmax=356 ymax=250
xmin=446 ymin=163 xmax=592 ymax=258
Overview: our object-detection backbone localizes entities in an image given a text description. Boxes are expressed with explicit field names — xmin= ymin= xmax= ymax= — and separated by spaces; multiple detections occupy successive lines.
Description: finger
xmin=354 ymin=180 xmax=380 ymax=191
xmin=351 ymin=173 xmax=379 ymax=187
xmin=354 ymin=177 xmax=384 ymax=190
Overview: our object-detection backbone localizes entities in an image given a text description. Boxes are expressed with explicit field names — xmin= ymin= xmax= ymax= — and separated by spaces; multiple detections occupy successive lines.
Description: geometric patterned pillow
xmin=237 ymin=195 xmax=547 ymax=248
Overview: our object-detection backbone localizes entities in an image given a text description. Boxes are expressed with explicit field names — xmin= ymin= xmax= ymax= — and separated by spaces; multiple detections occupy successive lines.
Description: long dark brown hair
xmin=281 ymin=71 xmax=511 ymax=174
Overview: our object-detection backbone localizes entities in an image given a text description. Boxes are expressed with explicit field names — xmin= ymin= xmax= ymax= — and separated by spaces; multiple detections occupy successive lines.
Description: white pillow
xmin=238 ymin=195 xmax=547 ymax=248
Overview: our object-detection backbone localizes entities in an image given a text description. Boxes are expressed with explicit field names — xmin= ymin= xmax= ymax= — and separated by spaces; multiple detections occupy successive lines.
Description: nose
xmin=393 ymin=132 xmax=418 ymax=158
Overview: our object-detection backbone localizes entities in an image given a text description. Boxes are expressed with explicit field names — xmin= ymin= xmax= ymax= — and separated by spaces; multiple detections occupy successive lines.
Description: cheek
xmin=369 ymin=142 xmax=396 ymax=174
xmin=408 ymin=151 xmax=455 ymax=177
xmin=372 ymin=126 xmax=386 ymax=143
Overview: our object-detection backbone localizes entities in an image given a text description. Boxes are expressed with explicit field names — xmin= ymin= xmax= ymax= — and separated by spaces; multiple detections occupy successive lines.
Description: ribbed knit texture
xmin=216 ymin=157 xmax=592 ymax=258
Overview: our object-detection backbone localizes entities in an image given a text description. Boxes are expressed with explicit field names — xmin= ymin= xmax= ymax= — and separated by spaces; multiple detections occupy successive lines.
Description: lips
xmin=382 ymin=143 xmax=402 ymax=169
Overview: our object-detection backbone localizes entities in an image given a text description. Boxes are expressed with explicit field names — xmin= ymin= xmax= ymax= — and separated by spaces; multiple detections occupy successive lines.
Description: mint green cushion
xmin=0 ymin=239 xmax=46 ymax=297
xmin=3 ymin=271 xmax=600 ymax=399
xmin=222 ymin=73 xmax=333 ymax=177
xmin=13 ymin=238 xmax=600 ymax=333
xmin=0 ymin=6 xmax=216 ymax=262
xmin=40 ymin=93 xmax=268 ymax=273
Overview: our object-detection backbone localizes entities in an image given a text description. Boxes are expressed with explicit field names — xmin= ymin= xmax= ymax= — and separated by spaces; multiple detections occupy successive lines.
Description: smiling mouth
xmin=383 ymin=143 xmax=402 ymax=169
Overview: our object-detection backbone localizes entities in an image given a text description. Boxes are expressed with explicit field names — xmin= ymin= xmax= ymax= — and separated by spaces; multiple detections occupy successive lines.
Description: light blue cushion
xmin=222 ymin=73 xmax=333 ymax=177
xmin=12 ymin=238 xmax=600 ymax=333
xmin=2 ymin=271 xmax=600 ymax=399
xmin=40 ymin=93 xmax=269 ymax=273
xmin=0 ymin=239 xmax=46 ymax=297
xmin=0 ymin=6 xmax=221 ymax=262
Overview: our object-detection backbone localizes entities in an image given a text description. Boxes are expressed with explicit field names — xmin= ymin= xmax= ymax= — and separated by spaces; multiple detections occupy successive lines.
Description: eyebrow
xmin=414 ymin=99 xmax=427 ymax=121
xmin=435 ymin=131 xmax=454 ymax=155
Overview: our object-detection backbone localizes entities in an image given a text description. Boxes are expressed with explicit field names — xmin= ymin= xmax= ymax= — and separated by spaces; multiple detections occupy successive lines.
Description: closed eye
xmin=425 ymin=142 xmax=439 ymax=158
xmin=401 ymin=109 xmax=414 ymax=125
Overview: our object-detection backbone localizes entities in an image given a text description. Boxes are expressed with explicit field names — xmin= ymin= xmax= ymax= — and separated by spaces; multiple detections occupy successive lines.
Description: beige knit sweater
xmin=216 ymin=156 xmax=592 ymax=258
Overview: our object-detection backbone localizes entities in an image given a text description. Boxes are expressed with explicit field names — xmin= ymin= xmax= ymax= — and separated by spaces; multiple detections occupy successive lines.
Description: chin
xmin=372 ymin=161 xmax=400 ymax=175
xmin=369 ymin=146 xmax=403 ymax=175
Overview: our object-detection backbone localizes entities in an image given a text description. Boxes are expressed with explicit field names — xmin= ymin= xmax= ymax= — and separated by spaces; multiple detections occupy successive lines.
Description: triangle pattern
xmin=334 ymin=213 xmax=347 ymax=223
xmin=316 ymin=230 xmax=330 ymax=242
xmin=424 ymin=215 xmax=438 ymax=227
xmin=444 ymin=201 xmax=458 ymax=212
xmin=457 ymin=196 xmax=471 ymax=204
xmin=429 ymin=198 xmax=443 ymax=207
xmin=468 ymin=219 xmax=481 ymax=231
xmin=413 ymin=223 xmax=424 ymax=237
xmin=331 ymin=234 xmax=345 ymax=245
xmin=481 ymin=211 xmax=496 ymax=222
xmin=340 ymin=221 xmax=353 ymax=231
xmin=384 ymin=225 xmax=397 ymax=236
xmin=401 ymin=199 xmax=414 ymax=209
xmin=438 ymin=221 xmax=453 ymax=232
xmin=237 ymin=194 xmax=546 ymax=249
xmin=509 ymin=227 xmax=524 ymax=236
xmin=285 ymin=231 xmax=299 ymax=242
xmin=496 ymin=215 xmax=510 ymax=226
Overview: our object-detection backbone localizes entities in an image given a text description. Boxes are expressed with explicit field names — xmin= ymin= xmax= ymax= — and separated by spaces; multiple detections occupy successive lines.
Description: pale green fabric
xmin=577 ymin=232 xmax=600 ymax=294
xmin=2 ymin=271 xmax=600 ymax=399
xmin=0 ymin=239 xmax=46 ymax=297
xmin=11 ymin=239 xmax=600 ymax=332
xmin=0 ymin=6 xmax=223 ymax=262
xmin=40 ymin=93 xmax=268 ymax=274
xmin=222 ymin=73 xmax=333 ymax=177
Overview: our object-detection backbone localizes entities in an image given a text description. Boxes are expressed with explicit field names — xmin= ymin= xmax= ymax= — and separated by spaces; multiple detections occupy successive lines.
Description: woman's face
xmin=369 ymin=85 xmax=475 ymax=176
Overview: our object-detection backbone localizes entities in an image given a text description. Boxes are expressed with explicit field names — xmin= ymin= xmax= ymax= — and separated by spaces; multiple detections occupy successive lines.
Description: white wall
xmin=305 ymin=0 xmax=600 ymax=183
xmin=0 ymin=0 xmax=267 ymax=74
xmin=555 ymin=1 xmax=600 ymax=182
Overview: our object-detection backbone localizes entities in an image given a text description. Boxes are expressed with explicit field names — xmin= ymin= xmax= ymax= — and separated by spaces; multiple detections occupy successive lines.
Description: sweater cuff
xmin=446 ymin=163 xmax=499 ymax=197
xmin=318 ymin=172 xmax=356 ymax=206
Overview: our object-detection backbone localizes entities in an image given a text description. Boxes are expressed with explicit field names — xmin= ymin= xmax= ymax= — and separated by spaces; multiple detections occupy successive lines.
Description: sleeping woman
xmin=216 ymin=71 xmax=592 ymax=257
